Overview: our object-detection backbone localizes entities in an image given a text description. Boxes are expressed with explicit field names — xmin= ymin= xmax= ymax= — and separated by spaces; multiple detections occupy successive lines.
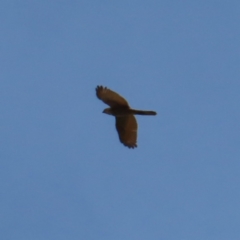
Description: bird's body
xmin=96 ymin=85 xmax=156 ymax=148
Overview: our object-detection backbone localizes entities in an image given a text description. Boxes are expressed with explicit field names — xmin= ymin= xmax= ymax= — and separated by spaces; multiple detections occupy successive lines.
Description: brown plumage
xmin=96 ymin=85 xmax=157 ymax=149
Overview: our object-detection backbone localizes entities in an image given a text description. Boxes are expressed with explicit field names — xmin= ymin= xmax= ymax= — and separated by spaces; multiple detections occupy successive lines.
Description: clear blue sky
xmin=1 ymin=1 xmax=240 ymax=239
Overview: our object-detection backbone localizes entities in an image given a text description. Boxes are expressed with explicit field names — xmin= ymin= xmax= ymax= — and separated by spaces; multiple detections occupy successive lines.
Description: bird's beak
xmin=102 ymin=109 xmax=111 ymax=115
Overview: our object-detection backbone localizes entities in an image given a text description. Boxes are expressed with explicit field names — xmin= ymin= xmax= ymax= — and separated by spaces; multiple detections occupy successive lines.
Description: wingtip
xmin=124 ymin=143 xmax=137 ymax=149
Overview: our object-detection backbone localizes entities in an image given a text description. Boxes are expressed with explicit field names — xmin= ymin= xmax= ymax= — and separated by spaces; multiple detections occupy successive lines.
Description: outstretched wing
xmin=115 ymin=115 xmax=138 ymax=148
xmin=96 ymin=85 xmax=129 ymax=108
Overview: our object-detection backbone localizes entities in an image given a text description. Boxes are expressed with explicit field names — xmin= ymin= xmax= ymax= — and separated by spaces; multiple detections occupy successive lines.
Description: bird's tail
xmin=130 ymin=109 xmax=157 ymax=115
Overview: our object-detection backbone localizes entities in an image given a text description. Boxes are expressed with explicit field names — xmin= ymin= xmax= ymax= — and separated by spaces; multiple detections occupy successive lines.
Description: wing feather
xmin=115 ymin=115 xmax=137 ymax=148
xmin=96 ymin=86 xmax=129 ymax=108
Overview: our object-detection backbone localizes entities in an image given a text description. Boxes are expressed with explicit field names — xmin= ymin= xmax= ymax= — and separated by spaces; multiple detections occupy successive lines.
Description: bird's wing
xmin=96 ymin=86 xmax=129 ymax=108
xmin=115 ymin=115 xmax=138 ymax=148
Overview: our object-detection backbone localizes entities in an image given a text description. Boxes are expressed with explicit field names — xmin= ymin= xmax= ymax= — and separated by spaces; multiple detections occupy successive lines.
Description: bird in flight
xmin=96 ymin=85 xmax=157 ymax=149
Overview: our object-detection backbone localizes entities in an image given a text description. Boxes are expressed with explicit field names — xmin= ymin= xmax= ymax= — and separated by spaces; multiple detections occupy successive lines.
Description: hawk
xmin=96 ymin=85 xmax=157 ymax=148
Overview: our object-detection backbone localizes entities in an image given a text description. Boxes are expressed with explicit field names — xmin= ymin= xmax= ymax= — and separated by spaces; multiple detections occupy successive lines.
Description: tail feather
xmin=130 ymin=109 xmax=157 ymax=115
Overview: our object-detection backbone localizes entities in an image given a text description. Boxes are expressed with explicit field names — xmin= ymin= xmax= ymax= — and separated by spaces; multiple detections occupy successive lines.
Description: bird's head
xmin=103 ymin=108 xmax=113 ymax=115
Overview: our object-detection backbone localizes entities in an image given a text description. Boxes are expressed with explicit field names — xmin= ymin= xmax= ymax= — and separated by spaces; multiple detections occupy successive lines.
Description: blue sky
xmin=1 ymin=1 xmax=240 ymax=239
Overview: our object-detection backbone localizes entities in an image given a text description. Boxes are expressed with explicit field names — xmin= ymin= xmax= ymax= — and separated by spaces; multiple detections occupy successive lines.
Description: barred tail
xmin=130 ymin=109 xmax=157 ymax=115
